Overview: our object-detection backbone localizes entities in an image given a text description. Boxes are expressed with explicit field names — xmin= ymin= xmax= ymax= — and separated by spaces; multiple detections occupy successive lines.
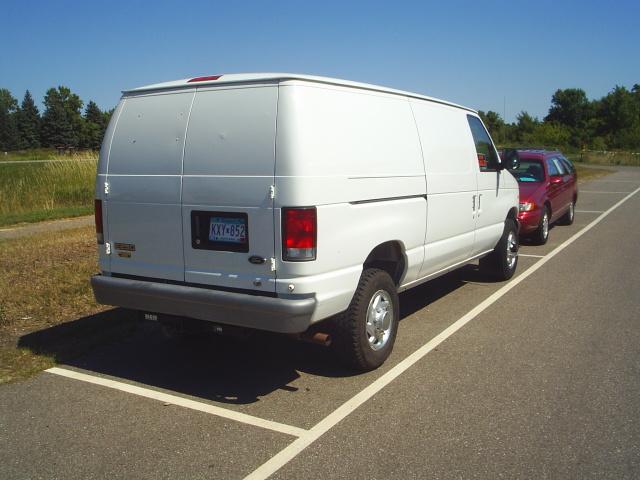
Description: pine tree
xmin=0 ymin=89 xmax=19 ymax=151
xmin=80 ymin=100 xmax=104 ymax=149
xmin=41 ymin=87 xmax=81 ymax=147
xmin=17 ymin=90 xmax=41 ymax=149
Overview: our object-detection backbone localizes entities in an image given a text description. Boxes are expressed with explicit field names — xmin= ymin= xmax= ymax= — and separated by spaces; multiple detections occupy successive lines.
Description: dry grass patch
xmin=575 ymin=164 xmax=613 ymax=183
xmin=0 ymin=153 xmax=97 ymax=226
xmin=0 ymin=226 xmax=135 ymax=384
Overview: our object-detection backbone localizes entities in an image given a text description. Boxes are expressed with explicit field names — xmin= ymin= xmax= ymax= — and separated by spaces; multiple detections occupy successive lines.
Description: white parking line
xmin=518 ymin=254 xmax=545 ymax=258
xmin=244 ymin=184 xmax=640 ymax=480
xmin=576 ymin=210 xmax=604 ymax=213
xmin=45 ymin=367 xmax=307 ymax=438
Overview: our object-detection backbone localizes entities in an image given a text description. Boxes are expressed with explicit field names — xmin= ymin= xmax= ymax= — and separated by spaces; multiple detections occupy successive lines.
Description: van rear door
xmin=106 ymin=90 xmax=194 ymax=281
xmin=181 ymin=85 xmax=278 ymax=293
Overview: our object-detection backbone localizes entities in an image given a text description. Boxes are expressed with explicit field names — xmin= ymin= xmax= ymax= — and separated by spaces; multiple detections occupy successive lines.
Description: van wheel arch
xmin=363 ymin=241 xmax=406 ymax=287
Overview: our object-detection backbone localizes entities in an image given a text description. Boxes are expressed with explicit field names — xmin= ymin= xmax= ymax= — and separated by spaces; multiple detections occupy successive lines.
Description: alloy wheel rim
xmin=542 ymin=213 xmax=549 ymax=239
xmin=366 ymin=290 xmax=393 ymax=351
xmin=506 ymin=231 xmax=518 ymax=269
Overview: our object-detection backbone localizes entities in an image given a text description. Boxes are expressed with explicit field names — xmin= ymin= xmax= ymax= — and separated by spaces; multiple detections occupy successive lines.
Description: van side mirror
xmin=502 ymin=149 xmax=520 ymax=170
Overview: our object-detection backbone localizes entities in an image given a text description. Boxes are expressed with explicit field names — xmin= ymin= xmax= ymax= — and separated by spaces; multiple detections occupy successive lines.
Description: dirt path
xmin=0 ymin=216 xmax=93 ymax=241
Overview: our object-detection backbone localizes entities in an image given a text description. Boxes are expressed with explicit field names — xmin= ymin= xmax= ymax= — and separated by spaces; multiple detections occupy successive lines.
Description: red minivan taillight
xmin=94 ymin=199 xmax=104 ymax=244
xmin=282 ymin=207 xmax=316 ymax=261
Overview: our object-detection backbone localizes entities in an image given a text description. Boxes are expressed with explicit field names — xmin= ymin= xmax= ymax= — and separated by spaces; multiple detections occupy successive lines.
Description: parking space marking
xmin=45 ymin=367 xmax=308 ymax=438
xmin=576 ymin=210 xmax=604 ymax=213
xmin=518 ymin=254 xmax=545 ymax=258
xmin=244 ymin=184 xmax=640 ymax=480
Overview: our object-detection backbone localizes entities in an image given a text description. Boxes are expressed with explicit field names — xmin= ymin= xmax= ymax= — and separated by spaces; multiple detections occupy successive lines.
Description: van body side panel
xmin=274 ymin=83 xmax=426 ymax=319
xmin=410 ymin=100 xmax=478 ymax=278
xmin=181 ymin=85 xmax=278 ymax=292
xmin=275 ymin=83 xmax=426 ymax=205
xmin=105 ymin=90 xmax=194 ymax=281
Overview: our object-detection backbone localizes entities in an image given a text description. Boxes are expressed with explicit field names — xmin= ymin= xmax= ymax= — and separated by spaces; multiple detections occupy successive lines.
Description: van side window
xmin=466 ymin=115 xmax=500 ymax=172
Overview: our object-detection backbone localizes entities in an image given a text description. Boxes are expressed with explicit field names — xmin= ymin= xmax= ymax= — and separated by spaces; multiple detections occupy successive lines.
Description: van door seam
xmin=178 ymin=90 xmax=197 ymax=282
xmin=407 ymin=100 xmax=428 ymax=273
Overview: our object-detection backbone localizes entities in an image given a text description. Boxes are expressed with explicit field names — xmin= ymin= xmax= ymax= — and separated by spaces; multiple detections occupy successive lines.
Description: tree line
xmin=0 ymin=87 xmax=113 ymax=151
xmin=1 ymin=82 xmax=639 ymax=153
xmin=479 ymin=83 xmax=640 ymax=152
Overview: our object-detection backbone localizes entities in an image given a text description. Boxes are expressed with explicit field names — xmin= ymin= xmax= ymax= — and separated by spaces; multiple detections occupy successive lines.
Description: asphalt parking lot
xmin=1 ymin=167 xmax=639 ymax=479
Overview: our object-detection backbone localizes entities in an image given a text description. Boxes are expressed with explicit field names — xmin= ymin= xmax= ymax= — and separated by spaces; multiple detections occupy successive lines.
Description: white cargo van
xmin=92 ymin=73 xmax=520 ymax=370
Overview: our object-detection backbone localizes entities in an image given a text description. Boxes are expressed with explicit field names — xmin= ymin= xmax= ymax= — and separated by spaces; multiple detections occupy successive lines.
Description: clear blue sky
xmin=1 ymin=0 xmax=638 ymax=122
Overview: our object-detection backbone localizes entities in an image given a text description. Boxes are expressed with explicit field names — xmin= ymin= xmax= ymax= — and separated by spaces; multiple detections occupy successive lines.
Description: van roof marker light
xmin=187 ymin=75 xmax=222 ymax=83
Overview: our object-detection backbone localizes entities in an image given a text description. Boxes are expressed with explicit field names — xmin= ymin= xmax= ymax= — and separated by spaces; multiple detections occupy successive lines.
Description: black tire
xmin=531 ymin=206 xmax=550 ymax=245
xmin=479 ymin=218 xmax=519 ymax=281
xmin=559 ymin=201 xmax=575 ymax=225
xmin=332 ymin=268 xmax=399 ymax=371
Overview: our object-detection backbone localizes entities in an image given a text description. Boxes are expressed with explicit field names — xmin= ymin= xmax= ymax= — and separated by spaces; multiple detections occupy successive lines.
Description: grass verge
xmin=0 ymin=148 xmax=99 ymax=162
xmin=0 ymin=153 xmax=97 ymax=227
xmin=0 ymin=226 xmax=135 ymax=384
xmin=567 ymin=151 xmax=640 ymax=167
xmin=0 ymin=148 xmax=60 ymax=161
xmin=575 ymin=164 xmax=614 ymax=183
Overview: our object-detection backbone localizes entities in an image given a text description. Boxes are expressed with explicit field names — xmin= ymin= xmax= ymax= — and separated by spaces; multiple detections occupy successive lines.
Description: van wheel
xmin=532 ymin=206 xmax=550 ymax=245
xmin=560 ymin=201 xmax=575 ymax=225
xmin=479 ymin=219 xmax=519 ymax=281
xmin=332 ymin=268 xmax=399 ymax=371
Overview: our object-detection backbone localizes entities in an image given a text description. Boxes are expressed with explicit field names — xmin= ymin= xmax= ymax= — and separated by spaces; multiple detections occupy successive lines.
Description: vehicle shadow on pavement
xmin=18 ymin=265 xmax=485 ymax=405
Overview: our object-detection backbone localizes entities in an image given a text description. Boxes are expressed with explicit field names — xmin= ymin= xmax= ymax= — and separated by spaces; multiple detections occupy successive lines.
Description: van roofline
xmin=122 ymin=73 xmax=477 ymax=114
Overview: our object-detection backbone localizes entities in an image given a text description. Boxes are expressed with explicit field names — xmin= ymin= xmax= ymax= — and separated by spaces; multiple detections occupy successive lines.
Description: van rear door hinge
xmin=270 ymin=257 xmax=276 ymax=272
xmin=269 ymin=185 xmax=275 ymax=200
xmin=105 ymin=242 xmax=111 ymax=255
xmin=104 ymin=181 xmax=110 ymax=195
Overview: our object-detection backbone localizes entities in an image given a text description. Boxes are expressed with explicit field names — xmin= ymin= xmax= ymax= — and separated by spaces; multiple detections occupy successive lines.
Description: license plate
xmin=209 ymin=217 xmax=247 ymax=244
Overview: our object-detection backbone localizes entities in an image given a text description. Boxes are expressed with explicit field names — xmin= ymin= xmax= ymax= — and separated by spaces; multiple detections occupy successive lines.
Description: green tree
xmin=514 ymin=111 xmax=539 ymax=143
xmin=597 ymin=86 xmax=640 ymax=149
xmin=0 ymin=89 xmax=19 ymax=150
xmin=545 ymin=88 xmax=593 ymax=147
xmin=478 ymin=110 xmax=505 ymax=142
xmin=530 ymin=122 xmax=571 ymax=148
xmin=41 ymin=86 xmax=83 ymax=147
xmin=545 ymin=88 xmax=591 ymax=127
xmin=80 ymin=100 xmax=104 ymax=149
xmin=16 ymin=90 xmax=41 ymax=149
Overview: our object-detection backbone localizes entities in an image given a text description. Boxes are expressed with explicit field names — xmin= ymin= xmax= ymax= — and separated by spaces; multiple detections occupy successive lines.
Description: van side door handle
xmin=472 ymin=194 xmax=476 ymax=217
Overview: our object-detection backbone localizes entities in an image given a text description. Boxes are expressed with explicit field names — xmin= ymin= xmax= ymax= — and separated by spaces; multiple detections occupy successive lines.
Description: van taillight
xmin=282 ymin=207 xmax=316 ymax=261
xmin=94 ymin=199 xmax=104 ymax=245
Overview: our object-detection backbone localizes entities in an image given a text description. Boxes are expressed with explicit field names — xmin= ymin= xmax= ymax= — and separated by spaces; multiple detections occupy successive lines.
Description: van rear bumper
xmin=91 ymin=274 xmax=316 ymax=333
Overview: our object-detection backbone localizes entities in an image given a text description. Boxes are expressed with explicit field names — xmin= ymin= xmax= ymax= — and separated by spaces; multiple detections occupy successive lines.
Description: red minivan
xmin=508 ymin=150 xmax=578 ymax=244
